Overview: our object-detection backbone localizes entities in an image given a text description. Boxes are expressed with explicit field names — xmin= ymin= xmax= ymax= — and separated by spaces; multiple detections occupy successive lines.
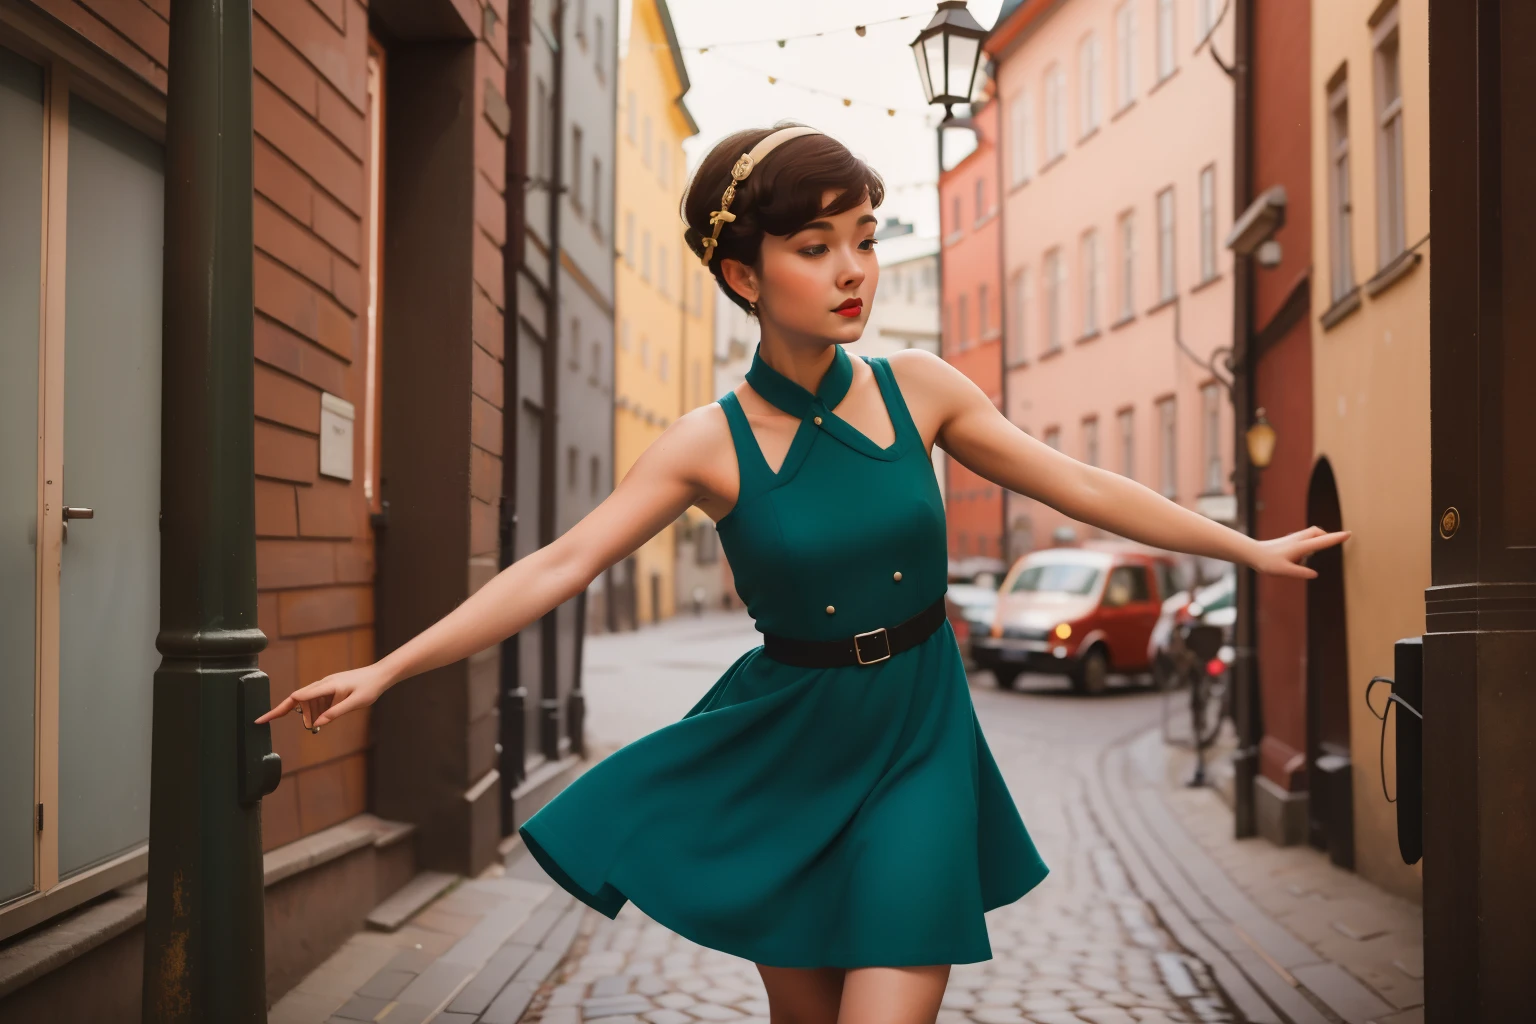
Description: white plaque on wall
xmin=319 ymin=392 xmax=355 ymax=482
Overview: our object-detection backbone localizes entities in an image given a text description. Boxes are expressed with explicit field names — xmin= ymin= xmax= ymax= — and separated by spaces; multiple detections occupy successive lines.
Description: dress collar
xmin=745 ymin=343 xmax=853 ymax=420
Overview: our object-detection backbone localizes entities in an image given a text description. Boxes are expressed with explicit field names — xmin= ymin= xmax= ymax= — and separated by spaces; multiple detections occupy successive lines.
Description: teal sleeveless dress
xmin=518 ymin=343 xmax=1048 ymax=968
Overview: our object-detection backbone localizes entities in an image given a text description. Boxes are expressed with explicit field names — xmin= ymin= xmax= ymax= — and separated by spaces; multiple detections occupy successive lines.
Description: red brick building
xmin=938 ymin=89 xmax=1007 ymax=568
xmin=0 ymin=0 xmax=598 ymax=1015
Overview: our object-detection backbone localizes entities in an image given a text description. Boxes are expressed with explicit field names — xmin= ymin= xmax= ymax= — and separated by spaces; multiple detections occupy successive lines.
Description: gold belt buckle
xmin=854 ymin=627 xmax=892 ymax=665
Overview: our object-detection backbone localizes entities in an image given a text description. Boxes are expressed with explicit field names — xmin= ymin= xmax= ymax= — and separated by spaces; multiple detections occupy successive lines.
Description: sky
xmin=621 ymin=0 xmax=1008 ymax=243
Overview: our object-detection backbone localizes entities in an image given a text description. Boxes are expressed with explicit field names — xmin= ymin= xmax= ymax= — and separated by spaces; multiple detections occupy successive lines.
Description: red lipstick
xmin=833 ymin=298 xmax=862 ymax=318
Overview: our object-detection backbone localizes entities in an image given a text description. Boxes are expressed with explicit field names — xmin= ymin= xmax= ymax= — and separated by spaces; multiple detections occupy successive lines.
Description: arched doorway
xmin=1305 ymin=458 xmax=1354 ymax=869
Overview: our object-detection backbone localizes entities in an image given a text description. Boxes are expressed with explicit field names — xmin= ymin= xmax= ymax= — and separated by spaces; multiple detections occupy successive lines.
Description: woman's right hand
xmin=255 ymin=663 xmax=392 ymax=730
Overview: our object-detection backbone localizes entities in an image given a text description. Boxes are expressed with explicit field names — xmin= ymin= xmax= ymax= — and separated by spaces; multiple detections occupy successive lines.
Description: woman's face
xmin=731 ymin=189 xmax=880 ymax=345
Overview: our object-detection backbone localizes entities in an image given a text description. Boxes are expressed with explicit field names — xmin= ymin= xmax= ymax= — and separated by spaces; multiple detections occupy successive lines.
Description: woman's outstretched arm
xmin=891 ymin=349 xmax=1347 ymax=577
xmin=256 ymin=405 xmax=730 ymax=728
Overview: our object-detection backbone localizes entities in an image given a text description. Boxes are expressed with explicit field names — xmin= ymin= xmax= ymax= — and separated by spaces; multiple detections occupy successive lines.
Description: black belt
xmin=761 ymin=597 xmax=948 ymax=668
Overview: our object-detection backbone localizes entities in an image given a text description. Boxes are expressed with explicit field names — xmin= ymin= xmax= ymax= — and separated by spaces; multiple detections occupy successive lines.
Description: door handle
xmin=62 ymin=506 xmax=93 ymax=543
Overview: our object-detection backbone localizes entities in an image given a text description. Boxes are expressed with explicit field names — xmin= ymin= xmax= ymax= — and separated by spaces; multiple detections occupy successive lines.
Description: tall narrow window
xmin=569 ymin=317 xmax=581 ymax=369
xmin=958 ymin=292 xmax=971 ymax=348
xmin=979 ymin=283 xmax=991 ymax=337
xmin=1009 ymin=90 xmax=1035 ymax=185
xmin=595 ymin=16 xmax=606 ymax=79
xmin=591 ymin=156 xmax=602 ymax=232
xmin=1374 ymin=8 xmax=1406 ymax=267
xmin=1327 ymin=76 xmax=1354 ymax=300
xmin=1081 ymin=229 xmax=1101 ymax=335
xmin=950 ymin=195 xmax=962 ymax=237
xmin=570 ymin=125 xmax=584 ymax=213
xmin=659 ymin=350 xmax=670 ymax=381
xmin=534 ymin=78 xmax=548 ymax=180
xmin=658 ymin=244 xmax=668 ymax=296
xmin=1118 ymin=408 xmax=1135 ymax=478
xmin=1079 ymin=33 xmax=1101 ymax=136
xmin=1044 ymin=426 xmax=1062 ymax=451
xmin=1118 ymin=211 xmax=1136 ymax=320
xmin=1044 ymin=248 xmax=1065 ymax=351
xmin=1199 ymin=164 xmax=1217 ymax=282
xmin=1197 ymin=0 xmax=1218 ymax=41
xmin=641 ymin=228 xmax=652 ymax=281
xmin=1044 ymin=65 xmax=1065 ymax=161
xmin=624 ymin=210 xmax=635 ymax=266
xmin=1157 ymin=187 xmax=1176 ymax=301
xmin=1008 ymin=268 xmax=1029 ymax=364
xmin=1116 ymin=2 xmax=1137 ymax=110
xmin=1156 ymin=0 xmax=1177 ymax=82
xmin=975 ymin=177 xmax=987 ymax=223
xmin=1157 ymin=397 xmax=1177 ymax=498
xmin=1083 ymin=417 xmax=1100 ymax=467
xmin=1202 ymin=383 xmax=1223 ymax=493
xmin=659 ymin=145 xmax=669 ymax=188
xmin=626 ymin=89 xmax=636 ymax=140
xmin=642 ymin=114 xmax=652 ymax=167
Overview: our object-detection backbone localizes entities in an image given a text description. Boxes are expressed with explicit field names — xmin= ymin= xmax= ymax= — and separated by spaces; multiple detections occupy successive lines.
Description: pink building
xmin=988 ymin=0 xmax=1235 ymax=556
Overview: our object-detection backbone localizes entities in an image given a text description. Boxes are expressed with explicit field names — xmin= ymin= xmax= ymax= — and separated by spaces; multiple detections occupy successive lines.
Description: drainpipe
xmin=142 ymin=1 xmax=280 ymax=1019
xmin=1229 ymin=0 xmax=1261 ymax=840
xmin=540 ymin=0 xmax=567 ymax=762
xmin=991 ymin=91 xmax=1011 ymax=565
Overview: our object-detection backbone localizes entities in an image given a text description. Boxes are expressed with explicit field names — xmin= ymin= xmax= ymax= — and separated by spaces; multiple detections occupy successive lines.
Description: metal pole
xmin=142 ymin=1 xmax=280 ymax=1019
xmin=540 ymin=0 xmax=567 ymax=762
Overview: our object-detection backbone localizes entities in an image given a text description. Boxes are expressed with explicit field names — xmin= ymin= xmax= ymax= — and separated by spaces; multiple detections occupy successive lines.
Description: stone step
xmin=365 ymin=870 xmax=459 ymax=932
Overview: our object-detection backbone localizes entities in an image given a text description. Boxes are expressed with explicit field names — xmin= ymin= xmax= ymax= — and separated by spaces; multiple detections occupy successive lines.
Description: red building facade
xmin=938 ymin=92 xmax=1006 ymax=566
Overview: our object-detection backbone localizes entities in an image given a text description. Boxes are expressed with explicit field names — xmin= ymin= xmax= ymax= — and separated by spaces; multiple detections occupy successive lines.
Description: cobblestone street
xmin=518 ymin=612 xmax=1237 ymax=1024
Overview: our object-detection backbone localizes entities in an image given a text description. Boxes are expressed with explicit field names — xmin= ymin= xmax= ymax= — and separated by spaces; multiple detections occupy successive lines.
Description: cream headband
xmin=698 ymin=126 xmax=824 ymax=266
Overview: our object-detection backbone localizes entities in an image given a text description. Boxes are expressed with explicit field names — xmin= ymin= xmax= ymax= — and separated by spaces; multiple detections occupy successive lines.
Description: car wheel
xmin=993 ymin=667 xmax=1022 ymax=691
xmin=1072 ymin=647 xmax=1110 ymax=696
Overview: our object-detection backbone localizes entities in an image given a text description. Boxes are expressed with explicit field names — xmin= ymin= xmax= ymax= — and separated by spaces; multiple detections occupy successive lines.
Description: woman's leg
xmin=836 ymin=964 xmax=950 ymax=1024
xmin=754 ymin=964 xmax=846 ymax=1024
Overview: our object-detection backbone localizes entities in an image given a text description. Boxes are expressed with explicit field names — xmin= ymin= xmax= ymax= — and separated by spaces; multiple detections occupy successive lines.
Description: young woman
xmin=260 ymin=125 xmax=1347 ymax=1024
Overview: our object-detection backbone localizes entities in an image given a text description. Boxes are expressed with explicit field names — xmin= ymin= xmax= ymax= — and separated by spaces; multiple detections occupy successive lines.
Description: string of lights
xmin=628 ymin=10 xmax=932 ymax=53
xmin=691 ymin=52 xmax=943 ymax=125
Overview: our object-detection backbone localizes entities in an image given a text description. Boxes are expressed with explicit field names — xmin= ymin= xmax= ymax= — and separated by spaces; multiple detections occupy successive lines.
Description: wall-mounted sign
xmin=320 ymin=392 xmax=355 ymax=481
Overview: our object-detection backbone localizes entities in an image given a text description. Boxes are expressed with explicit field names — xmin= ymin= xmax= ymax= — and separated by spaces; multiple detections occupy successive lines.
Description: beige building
xmin=614 ymin=0 xmax=712 ymax=625
xmin=1309 ymin=0 xmax=1428 ymax=900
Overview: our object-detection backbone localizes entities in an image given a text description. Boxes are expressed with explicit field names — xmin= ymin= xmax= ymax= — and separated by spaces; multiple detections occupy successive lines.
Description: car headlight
xmin=1054 ymin=622 xmax=1072 ymax=640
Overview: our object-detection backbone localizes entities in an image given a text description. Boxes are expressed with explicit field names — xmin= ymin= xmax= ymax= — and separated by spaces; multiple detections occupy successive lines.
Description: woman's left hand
xmin=1249 ymin=526 xmax=1351 ymax=578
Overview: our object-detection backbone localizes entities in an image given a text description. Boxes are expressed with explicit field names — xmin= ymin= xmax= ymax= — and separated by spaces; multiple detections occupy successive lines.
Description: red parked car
xmin=970 ymin=545 xmax=1179 ymax=694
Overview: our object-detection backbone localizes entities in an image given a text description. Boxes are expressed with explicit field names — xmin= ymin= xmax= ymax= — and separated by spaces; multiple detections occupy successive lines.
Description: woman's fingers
xmin=314 ymin=693 xmax=362 ymax=728
xmin=255 ymin=693 xmax=298 ymax=724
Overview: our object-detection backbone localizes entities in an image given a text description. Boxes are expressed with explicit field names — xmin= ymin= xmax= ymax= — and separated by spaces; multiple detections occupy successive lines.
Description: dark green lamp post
xmin=911 ymin=0 xmax=988 ymax=122
xmin=141 ymin=0 xmax=282 ymax=1020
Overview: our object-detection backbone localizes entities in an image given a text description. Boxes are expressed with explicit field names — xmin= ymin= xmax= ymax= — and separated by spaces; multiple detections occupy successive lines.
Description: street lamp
xmin=911 ymin=1 xmax=988 ymax=121
xmin=1246 ymin=408 xmax=1276 ymax=469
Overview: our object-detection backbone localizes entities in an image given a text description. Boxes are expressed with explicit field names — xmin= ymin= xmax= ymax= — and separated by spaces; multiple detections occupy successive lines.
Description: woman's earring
xmin=749 ymin=300 xmax=759 ymax=316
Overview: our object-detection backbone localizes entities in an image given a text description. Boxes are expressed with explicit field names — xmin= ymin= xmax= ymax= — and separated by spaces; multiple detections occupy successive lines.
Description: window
xmin=591 ymin=156 xmax=602 ymax=232
xmin=1081 ymin=229 xmax=1101 ymax=335
xmin=1044 ymin=248 xmax=1065 ymax=351
xmin=1083 ymin=417 xmax=1100 ymax=467
xmin=1044 ymin=426 xmax=1062 ymax=451
xmin=950 ymin=195 xmax=962 ymax=237
xmin=1009 ymin=90 xmax=1035 ymax=185
xmin=1044 ymin=65 xmax=1066 ymax=161
xmin=570 ymin=125 xmax=584 ymax=213
xmin=1118 ymin=408 xmax=1135 ymax=478
xmin=534 ymin=78 xmax=548 ymax=180
xmin=569 ymin=317 xmax=581 ymax=369
xmin=1375 ymin=9 xmax=1406 ymax=267
xmin=1157 ymin=396 xmax=1177 ymax=498
xmin=1197 ymin=0 xmax=1218 ymax=40
xmin=1118 ymin=211 xmax=1136 ymax=320
xmin=659 ymin=145 xmax=669 ymax=188
xmin=978 ymin=283 xmax=991 ymax=337
xmin=567 ymin=446 xmax=578 ymax=490
xmin=958 ymin=292 xmax=971 ymax=348
xmin=1327 ymin=76 xmax=1354 ymax=300
xmin=642 ymin=114 xmax=652 ymax=167
xmin=626 ymin=89 xmax=636 ymax=141
xmin=975 ymin=177 xmax=987 ymax=223
xmin=1157 ymin=0 xmax=1177 ymax=81
xmin=1104 ymin=566 xmax=1151 ymax=607
xmin=1202 ymin=382 xmax=1223 ymax=493
xmin=658 ymin=245 xmax=668 ymax=296
xmin=641 ymin=228 xmax=652 ymax=281
xmin=659 ymin=350 xmax=670 ymax=381
xmin=590 ymin=454 xmax=600 ymax=496
xmin=1199 ymin=164 xmax=1217 ymax=282
xmin=1157 ymin=187 xmax=1176 ymax=301
xmin=595 ymin=16 xmax=606 ymax=79
xmin=1079 ymin=33 xmax=1102 ymax=136
xmin=574 ymin=0 xmax=587 ymax=43
xmin=1007 ymin=268 xmax=1029 ymax=364
xmin=589 ymin=340 xmax=601 ymax=384
xmin=1116 ymin=2 xmax=1137 ymax=110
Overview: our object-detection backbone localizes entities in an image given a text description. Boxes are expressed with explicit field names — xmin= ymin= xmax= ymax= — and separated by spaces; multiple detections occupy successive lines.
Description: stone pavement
xmin=273 ymin=612 xmax=1426 ymax=1024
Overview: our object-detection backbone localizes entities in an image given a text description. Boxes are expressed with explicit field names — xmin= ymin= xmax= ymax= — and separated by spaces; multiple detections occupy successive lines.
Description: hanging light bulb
xmin=887 ymin=108 xmax=897 ymax=116
xmin=767 ymin=75 xmax=777 ymax=84
xmin=856 ymin=25 xmax=867 ymax=36
xmin=843 ymin=98 xmax=852 ymax=106
xmin=777 ymin=39 xmax=786 ymax=47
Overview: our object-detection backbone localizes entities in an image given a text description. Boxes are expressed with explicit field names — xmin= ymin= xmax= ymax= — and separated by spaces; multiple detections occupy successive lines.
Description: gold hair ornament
xmin=699 ymin=126 xmax=824 ymax=266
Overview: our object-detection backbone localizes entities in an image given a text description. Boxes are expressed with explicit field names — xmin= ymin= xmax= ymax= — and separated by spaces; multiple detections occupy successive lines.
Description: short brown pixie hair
xmin=681 ymin=124 xmax=885 ymax=314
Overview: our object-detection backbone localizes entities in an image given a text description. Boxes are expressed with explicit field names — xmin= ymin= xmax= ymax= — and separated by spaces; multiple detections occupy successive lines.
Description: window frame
xmin=1009 ymin=89 xmax=1035 ymax=186
xmin=1156 ymin=0 xmax=1177 ymax=82
xmin=1115 ymin=2 xmax=1137 ymax=111
xmin=1081 ymin=228 xmax=1101 ymax=335
xmin=1118 ymin=407 xmax=1135 ymax=479
xmin=1198 ymin=163 xmax=1217 ymax=283
xmin=1044 ymin=64 xmax=1065 ymax=162
xmin=1118 ymin=209 xmax=1136 ymax=321
xmin=1157 ymin=396 xmax=1178 ymax=499
xmin=1044 ymin=247 xmax=1065 ymax=352
xmin=1201 ymin=381 xmax=1224 ymax=494
xmin=1157 ymin=186 xmax=1177 ymax=302
xmin=1079 ymin=31 xmax=1101 ymax=137
xmin=1373 ymin=7 xmax=1406 ymax=268
xmin=1327 ymin=74 xmax=1355 ymax=301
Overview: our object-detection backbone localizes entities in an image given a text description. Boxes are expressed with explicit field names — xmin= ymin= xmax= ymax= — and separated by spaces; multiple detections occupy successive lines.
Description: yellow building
xmin=1309 ymin=0 xmax=1428 ymax=900
xmin=615 ymin=0 xmax=711 ymax=624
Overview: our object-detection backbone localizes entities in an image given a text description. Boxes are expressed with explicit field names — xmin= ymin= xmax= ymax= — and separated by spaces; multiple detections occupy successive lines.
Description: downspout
xmin=540 ymin=0 xmax=567 ymax=762
xmin=992 ymin=87 xmax=1011 ymax=565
